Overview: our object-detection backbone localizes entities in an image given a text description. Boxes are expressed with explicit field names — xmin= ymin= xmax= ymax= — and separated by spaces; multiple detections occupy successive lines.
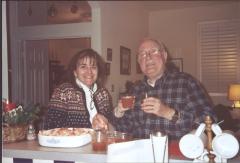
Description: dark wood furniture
xmin=49 ymin=60 xmax=65 ymax=97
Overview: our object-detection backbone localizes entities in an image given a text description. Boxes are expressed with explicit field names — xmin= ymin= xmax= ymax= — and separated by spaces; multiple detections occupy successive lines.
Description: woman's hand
xmin=141 ymin=97 xmax=175 ymax=119
xmin=92 ymin=114 xmax=108 ymax=131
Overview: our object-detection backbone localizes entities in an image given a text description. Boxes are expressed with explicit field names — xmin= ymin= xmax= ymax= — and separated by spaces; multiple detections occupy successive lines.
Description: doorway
xmin=11 ymin=38 xmax=91 ymax=107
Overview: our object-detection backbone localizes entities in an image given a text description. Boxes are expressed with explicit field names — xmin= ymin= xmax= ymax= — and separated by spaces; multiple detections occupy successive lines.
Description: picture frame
xmin=169 ymin=58 xmax=183 ymax=72
xmin=120 ymin=46 xmax=131 ymax=75
xmin=107 ymin=48 xmax=112 ymax=61
xmin=105 ymin=62 xmax=110 ymax=75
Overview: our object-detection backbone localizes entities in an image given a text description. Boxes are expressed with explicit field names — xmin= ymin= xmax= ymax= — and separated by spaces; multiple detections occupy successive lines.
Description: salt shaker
xmin=27 ymin=123 xmax=36 ymax=140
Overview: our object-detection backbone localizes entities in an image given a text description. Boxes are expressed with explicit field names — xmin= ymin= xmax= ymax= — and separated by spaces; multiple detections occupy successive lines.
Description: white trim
xmin=33 ymin=159 xmax=53 ymax=163
xmin=2 ymin=157 xmax=13 ymax=163
xmin=209 ymin=93 xmax=227 ymax=97
xmin=17 ymin=23 xmax=92 ymax=40
xmin=2 ymin=1 xmax=9 ymax=99
xmin=198 ymin=19 xmax=240 ymax=25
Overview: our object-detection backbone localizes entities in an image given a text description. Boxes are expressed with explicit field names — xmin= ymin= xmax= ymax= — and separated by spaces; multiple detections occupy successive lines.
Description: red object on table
xmin=169 ymin=140 xmax=186 ymax=159
xmin=3 ymin=100 xmax=17 ymax=112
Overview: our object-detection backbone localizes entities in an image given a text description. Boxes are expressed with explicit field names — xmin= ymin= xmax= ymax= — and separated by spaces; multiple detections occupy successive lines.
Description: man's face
xmin=138 ymin=40 xmax=167 ymax=80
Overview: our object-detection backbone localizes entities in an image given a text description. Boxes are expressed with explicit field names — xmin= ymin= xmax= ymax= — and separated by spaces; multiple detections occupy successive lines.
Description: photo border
xmin=120 ymin=46 xmax=131 ymax=75
xmin=170 ymin=58 xmax=183 ymax=72
xmin=107 ymin=48 xmax=112 ymax=61
xmin=105 ymin=62 xmax=110 ymax=75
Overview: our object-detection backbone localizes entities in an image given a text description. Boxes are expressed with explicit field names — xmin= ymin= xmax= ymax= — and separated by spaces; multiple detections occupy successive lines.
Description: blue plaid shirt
xmin=115 ymin=70 xmax=217 ymax=140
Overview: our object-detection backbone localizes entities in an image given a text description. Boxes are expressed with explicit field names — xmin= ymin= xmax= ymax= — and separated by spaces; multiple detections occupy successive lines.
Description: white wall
xmin=149 ymin=2 xmax=239 ymax=105
xmin=149 ymin=2 xmax=239 ymax=78
xmin=2 ymin=1 xmax=8 ymax=99
xmin=99 ymin=1 xmax=147 ymax=105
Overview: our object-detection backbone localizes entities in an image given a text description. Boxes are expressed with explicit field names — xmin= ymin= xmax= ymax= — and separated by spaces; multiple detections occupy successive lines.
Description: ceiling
xmin=138 ymin=0 xmax=237 ymax=11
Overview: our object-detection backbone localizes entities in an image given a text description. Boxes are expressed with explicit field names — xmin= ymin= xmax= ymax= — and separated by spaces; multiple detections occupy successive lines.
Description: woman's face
xmin=74 ymin=57 xmax=98 ymax=88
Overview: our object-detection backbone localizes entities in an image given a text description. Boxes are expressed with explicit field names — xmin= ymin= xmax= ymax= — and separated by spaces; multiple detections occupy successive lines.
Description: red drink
xmin=91 ymin=130 xmax=133 ymax=151
xmin=121 ymin=96 xmax=135 ymax=108
xmin=92 ymin=141 xmax=107 ymax=151
xmin=92 ymin=130 xmax=107 ymax=151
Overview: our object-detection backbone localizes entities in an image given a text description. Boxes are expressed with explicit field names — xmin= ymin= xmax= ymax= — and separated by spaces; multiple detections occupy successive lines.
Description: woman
xmin=44 ymin=49 xmax=113 ymax=131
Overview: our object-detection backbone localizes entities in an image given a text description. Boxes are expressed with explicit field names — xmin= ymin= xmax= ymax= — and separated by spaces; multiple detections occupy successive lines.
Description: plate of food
xmin=38 ymin=128 xmax=93 ymax=148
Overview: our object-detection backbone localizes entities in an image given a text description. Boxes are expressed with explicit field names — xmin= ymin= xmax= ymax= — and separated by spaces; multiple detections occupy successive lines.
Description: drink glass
xmin=121 ymin=95 xmax=135 ymax=108
xmin=91 ymin=130 xmax=107 ymax=151
xmin=106 ymin=131 xmax=132 ymax=148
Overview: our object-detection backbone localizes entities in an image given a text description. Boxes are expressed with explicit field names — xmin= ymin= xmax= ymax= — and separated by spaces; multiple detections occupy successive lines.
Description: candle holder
xmin=180 ymin=115 xmax=239 ymax=162
xmin=204 ymin=116 xmax=216 ymax=163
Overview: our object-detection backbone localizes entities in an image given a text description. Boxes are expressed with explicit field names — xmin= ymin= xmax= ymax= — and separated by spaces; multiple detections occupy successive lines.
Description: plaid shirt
xmin=115 ymin=70 xmax=217 ymax=140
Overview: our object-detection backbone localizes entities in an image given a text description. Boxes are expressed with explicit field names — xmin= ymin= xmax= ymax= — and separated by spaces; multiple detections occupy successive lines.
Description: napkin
xmin=107 ymin=135 xmax=168 ymax=162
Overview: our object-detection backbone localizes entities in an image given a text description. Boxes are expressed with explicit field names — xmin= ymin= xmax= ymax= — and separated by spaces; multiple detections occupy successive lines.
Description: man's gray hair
xmin=140 ymin=38 xmax=167 ymax=53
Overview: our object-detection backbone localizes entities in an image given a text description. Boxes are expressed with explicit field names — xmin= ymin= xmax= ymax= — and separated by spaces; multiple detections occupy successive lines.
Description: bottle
xmin=27 ymin=123 xmax=36 ymax=140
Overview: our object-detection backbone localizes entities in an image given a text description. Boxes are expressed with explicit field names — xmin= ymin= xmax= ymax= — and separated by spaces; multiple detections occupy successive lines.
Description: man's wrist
xmin=169 ymin=109 xmax=180 ymax=121
xmin=164 ymin=108 xmax=175 ymax=120
xmin=163 ymin=107 xmax=179 ymax=121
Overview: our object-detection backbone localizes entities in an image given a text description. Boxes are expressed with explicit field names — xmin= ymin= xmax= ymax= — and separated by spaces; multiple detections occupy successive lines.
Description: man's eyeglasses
xmin=138 ymin=48 xmax=161 ymax=59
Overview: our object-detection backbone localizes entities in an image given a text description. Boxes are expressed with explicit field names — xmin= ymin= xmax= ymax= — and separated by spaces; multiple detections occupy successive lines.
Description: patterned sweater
xmin=43 ymin=83 xmax=114 ymax=129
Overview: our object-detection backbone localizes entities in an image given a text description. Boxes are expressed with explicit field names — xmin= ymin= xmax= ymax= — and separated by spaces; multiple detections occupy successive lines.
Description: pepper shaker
xmin=27 ymin=123 xmax=36 ymax=140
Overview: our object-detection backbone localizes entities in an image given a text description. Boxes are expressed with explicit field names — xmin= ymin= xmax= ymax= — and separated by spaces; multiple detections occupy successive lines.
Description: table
xmin=3 ymin=140 xmax=105 ymax=163
xmin=2 ymin=140 xmax=240 ymax=163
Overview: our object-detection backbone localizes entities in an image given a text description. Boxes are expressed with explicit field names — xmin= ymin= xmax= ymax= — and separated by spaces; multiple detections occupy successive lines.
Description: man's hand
xmin=141 ymin=97 xmax=175 ymax=120
xmin=114 ymin=100 xmax=132 ymax=118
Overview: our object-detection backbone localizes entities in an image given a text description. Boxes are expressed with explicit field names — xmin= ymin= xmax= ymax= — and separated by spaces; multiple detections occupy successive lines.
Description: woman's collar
xmin=75 ymin=78 xmax=97 ymax=92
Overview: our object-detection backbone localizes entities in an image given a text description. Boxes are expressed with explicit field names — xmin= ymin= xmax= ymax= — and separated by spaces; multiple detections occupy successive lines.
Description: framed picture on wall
xmin=169 ymin=58 xmax=183 ymax=72
xmin=107 ymin=48 xmax=112 ymax=61
xmin=105 ymin=62 xmax=110 ymax=75
xmin=120 ymin=46 xmax=131 ymax=75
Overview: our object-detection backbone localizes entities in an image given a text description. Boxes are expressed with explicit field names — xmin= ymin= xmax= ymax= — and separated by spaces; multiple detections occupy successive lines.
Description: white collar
xmin=75 ymin=78 xmax=97 ymax=93
xmin=147 ymin=74 xmax=162 ymax=87
xmin=75 ymin=78 xmax=98 ymax=124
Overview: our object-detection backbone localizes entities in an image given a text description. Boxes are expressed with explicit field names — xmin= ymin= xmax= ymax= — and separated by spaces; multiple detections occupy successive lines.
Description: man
xmin=114 ymin=38 xmax=217 ymax=140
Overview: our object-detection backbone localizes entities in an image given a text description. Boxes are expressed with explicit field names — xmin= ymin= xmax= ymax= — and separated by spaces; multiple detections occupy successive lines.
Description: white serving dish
xmin=38 ymin=128 xmax=92 ymax=148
